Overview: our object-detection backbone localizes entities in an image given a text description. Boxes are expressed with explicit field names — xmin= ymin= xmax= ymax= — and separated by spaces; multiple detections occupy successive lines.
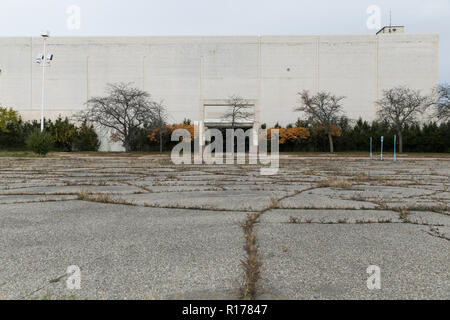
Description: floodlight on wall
xmin=36 ymin=53 xmax=44 ymax=63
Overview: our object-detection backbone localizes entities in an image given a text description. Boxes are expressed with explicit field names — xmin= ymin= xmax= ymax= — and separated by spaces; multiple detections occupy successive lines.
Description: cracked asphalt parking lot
xmin=0 ymin=154 xmax=449 ymax=300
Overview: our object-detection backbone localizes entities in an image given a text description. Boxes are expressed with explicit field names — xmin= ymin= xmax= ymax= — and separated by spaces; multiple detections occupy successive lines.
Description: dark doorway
xmin=206 ymin=127 xmax=251 ymax=153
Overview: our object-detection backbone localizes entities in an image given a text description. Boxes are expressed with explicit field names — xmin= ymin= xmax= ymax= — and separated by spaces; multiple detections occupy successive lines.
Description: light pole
xmin=36 ymin=31 xmax=53 ymax=132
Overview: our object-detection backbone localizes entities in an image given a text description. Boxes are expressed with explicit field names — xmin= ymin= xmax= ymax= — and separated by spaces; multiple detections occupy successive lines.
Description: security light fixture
xmin=41 ymin=30 xmax=50 ymax=38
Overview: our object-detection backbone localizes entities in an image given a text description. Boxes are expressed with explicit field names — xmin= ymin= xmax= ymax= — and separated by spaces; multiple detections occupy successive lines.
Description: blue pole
xmin=370 ymin=137 xmax=373 ymax=160
xmin=380 ymin=136 xmax=384 ymax=161
xmin=394 ymin=135 xmax=397 ymax=162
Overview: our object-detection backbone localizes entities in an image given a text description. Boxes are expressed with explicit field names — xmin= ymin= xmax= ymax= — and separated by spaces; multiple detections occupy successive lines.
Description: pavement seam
xmin=424 ymin=227 xmax=450 ymax=241
xmin=239 ymin=186 xmax=323 ymax=300
xmin=285 ymin=220 xmax=445 ymax=227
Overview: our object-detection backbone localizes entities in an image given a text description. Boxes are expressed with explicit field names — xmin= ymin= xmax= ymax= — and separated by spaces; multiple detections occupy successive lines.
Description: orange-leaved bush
xmin=311 ymin=124 xmax=341 ymax=137
xmin=148 ymin=124 xmax=195 ymax=143
xmin=267 ymin=127 xmax=310 ymax=144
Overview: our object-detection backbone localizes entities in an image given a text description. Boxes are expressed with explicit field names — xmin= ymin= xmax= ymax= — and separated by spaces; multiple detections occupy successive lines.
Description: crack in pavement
xmin=239 ymin=186 xmax=324 ymax=300
xmin=2 ymin=157 xmax=449 ymax=300
xmin=285 ymin=220 xmax=445 ymax=227
xmin=424 ymin=227 xmax=450 ymax=241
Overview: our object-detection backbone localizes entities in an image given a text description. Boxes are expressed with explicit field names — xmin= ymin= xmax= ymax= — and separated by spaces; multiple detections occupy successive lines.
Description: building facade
xmin=0 ymin=29 xmax=439 ymax=151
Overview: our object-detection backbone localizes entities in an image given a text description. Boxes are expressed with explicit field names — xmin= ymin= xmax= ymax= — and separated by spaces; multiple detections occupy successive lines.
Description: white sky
xmin=0 ymin=0 xmax=448 ymax=82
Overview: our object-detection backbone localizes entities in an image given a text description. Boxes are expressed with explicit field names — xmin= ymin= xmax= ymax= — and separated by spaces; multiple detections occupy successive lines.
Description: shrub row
xmin=142 ymin=118 xmax=450 ymax=153
xmin=1 ymin=107 xmax=449 ymax=153
xmin=281 ymin=118 xmax=450 ymax=153
xmin=0 ymin=112 xmax=100 ymax=152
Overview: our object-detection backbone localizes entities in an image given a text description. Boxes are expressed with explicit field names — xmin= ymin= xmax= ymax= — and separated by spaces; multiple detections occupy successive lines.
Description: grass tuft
xmin=318 ymin=178 xmax=353 ymax=189
xmin=76 ymin=190 xmax=134 ymax=206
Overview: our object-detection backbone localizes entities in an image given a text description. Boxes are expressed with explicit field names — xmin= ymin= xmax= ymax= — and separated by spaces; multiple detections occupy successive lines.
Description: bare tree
xmin=77 ymin=83 xmax=162 ymax=152
xmin=376 ymin=86 xmax=433 ymax=153
xmin=433 ymin=83 xmax=450 ymax=122
xmin=151 ymin=100 xmax=168 ymax=155
xmin=295 ymin=90 xmax=345 ymax=153
xmin=223 ymin=95 xmax=254 ymax=129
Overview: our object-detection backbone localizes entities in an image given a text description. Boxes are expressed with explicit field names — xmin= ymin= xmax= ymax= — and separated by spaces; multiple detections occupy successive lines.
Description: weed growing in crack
xmin=399 ymin=207 xmax=409 ymax=220
xmin=318 ymin=178 xmax=353 ymax=189
xmin=427 ymin=226 xmax=450 ymax=241
xmin=409 ymin=204 xmax=449 ymax=214
xmin=76 ymin=191 xmax=134 ymax=206
xmin=290 ymin=217 xmax=394 ymax=225
xmin=240 ymin=213 xmax=262 ymax=300
xmin=289 ymin=216 xmax=300 ymax=224
xmin=353 ymin=172 xmax=370 ymax=182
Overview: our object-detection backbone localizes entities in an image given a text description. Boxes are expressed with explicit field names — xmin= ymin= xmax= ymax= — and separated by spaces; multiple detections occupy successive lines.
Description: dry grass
xmin=290 ymin=216 xmax=394 ymax=225
xmin=348 ymin=194 xmax=368 ymax=202
xmin=373 ymin=199 xmax=389 ymax=210
xmin=318 ymin=178 xmax=353 ymax=189
xmin=239 ymin=192 xmax=308 ymax=300
xmin=355 ymin=218 xmax=393 ymax=224
xmin=399 ymin=207 xmax=409 ymax=220
xmin=76 ymin=190 xmax=134 ymax=206
xmin=409 ymin=204 xmax=449 ymax=214
xmin=240 ymin=213 xmax=262 ymax=300
xmin=64 ymin=180 xmax=110 ymax=187
xmin=392 ymin=204 xmax=449 ymax=219
xmin=426 ymin=226 xmax=450 ymax=241
xmin=289 ymin=216 xmax=300 ymax=224
xmin=141 ymin=202 xmax=255 ymax=212
xmin=353 ymin=172 xmax=370 ymax=182
xmin=289 ymin=217 xmax=314 ymax=224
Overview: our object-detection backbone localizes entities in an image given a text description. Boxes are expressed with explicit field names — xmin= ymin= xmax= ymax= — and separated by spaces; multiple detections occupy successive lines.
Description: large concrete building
xmin=0 ymin=27 xmax=439 ymax=150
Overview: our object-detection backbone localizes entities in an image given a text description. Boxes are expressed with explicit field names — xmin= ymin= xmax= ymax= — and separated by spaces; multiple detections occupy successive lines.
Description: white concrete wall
xmin=0 ymin=34 xmax=439 ymax=151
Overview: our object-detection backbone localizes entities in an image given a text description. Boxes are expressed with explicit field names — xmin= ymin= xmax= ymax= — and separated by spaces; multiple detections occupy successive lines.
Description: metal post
xmin=40 ymin=37 xmax=47 ymax=132
xmin=380 ymin=136 xmax=384 ymax=161
xmin=370 ymin=137 xmax=373 ymax=160
xmin=394 ymin=135 xmax=397 ymax=162
xmin=159 ymin=110 xmax=163 ymax=155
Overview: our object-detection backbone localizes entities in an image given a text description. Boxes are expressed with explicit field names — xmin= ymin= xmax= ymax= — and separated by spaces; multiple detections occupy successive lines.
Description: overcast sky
xmin=0 ymin=0 xmax=448 ymax=82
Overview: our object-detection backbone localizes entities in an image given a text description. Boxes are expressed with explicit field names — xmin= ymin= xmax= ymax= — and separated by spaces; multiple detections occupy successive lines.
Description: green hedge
xmin=93 ymin=118 xmax=450 ymax=153
xmin=1 ymin=114 xmax=449 ymax=153
xmin=0 ymin=116 xmax=100 ymax=152
xmin=290 ymin=118 xmax=450 ymax=153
